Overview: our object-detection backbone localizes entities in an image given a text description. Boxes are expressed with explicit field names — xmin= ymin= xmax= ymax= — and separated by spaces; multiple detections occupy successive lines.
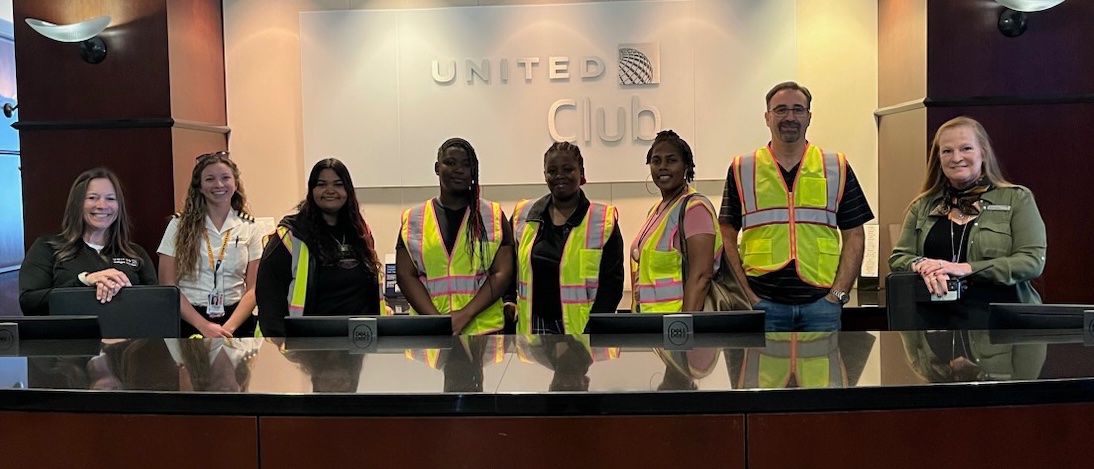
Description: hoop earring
xmin=644 ymin=173 xmax=656 ymax=195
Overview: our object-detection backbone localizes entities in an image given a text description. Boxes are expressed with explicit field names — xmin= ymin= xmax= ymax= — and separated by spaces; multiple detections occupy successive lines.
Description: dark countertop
xmin=3 ymin=331 xmax=1094 ymax=416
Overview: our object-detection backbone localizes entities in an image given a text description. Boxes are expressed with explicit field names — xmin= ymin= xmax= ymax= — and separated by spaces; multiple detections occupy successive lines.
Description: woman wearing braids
xmin=395 ymin=138 xmax=515 ymax=335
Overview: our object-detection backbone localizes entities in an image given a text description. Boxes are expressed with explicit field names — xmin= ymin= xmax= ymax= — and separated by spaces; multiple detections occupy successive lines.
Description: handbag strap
xmin=676 ymin=193 xmax=697 ymax=280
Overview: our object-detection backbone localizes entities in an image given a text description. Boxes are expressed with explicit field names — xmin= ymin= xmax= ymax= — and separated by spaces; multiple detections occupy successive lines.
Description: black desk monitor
xmin=284 ymin=315 xmax=453 ymax=337
xmin=588 ymin=333 xmax=766 ymax=349
xmin=583 ymin=311 xmax=765 ymax=334
xmin=989 ymin=303 xmax=1093 ymax=330
xmin=49 ymin=286 xmax=181 ymax=338
xmin=283 ymin=335 xmax=458 ymax=352
xmin=989 ymin=329 xmax=1085 ymax=345
xmin=0 ymin=316 xmax=101 ymax=340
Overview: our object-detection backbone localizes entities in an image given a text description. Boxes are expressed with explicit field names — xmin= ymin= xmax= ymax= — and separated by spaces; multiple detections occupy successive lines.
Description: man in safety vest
xmin=718 ymin=82 xmax=873 ymax=331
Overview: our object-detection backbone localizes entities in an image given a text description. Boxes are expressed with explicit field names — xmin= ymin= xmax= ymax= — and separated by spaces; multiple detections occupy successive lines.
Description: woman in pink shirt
xmin=631 ymin=130 xmax=723 ymax=313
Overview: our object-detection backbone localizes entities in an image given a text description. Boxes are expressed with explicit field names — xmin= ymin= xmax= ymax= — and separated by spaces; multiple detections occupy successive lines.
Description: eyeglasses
xmin=769 ymin=106 xmax=809 ymax=118
xmin=196 ymin=151 xmax=230 ymax=161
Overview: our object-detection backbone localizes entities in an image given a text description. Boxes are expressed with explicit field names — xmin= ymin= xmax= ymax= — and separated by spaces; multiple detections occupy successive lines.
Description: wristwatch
xmin=830 ymin=290 xmax=850 ymax=305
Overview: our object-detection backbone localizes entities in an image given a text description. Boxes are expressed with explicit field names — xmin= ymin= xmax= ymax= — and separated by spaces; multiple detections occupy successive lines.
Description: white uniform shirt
xmin=157 ymin=211 xmax=264 ymax=306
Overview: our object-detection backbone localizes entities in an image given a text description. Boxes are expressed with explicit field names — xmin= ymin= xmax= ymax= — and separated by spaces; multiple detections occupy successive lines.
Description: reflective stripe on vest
xmin=740 ymin=332 xmax=846 ymax=388
xmin=278 ymin=226 xmax=388 ymax=318
xmin=400 ymin=199 xmax=505 ymax=335
xmin=734 ymin=145 xmax=845 ymax=287
xmin=633 ymin=189 xmax=723 ymax=314
xmin=514 ymin=198 xmax=616 ymax=334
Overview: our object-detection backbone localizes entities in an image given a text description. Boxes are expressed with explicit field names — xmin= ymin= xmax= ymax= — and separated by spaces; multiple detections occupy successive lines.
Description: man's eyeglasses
xmin=769 ymin=106 xmax=809 ymax=118
xmin=196 ymin=151 xmax=230 ymax=161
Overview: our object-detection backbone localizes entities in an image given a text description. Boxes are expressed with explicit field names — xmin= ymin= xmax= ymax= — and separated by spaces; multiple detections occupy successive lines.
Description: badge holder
xmin=207 ymin=260 xmax=226 ymax=318
xmin=0 ymin=322 xmax=19 ymax=356
xmin=663 ymin=314 xmax=694 ymax=350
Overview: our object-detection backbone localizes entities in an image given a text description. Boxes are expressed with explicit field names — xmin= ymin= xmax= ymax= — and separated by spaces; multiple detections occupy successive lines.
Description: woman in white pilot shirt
xmin=157 ymin=152 xmax=263 ymax=338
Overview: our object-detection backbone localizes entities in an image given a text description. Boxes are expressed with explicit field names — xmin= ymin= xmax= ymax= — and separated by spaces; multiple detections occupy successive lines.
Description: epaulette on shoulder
xmin=238 ymin=210 xmax=256 ymax=223
xmin=171 ymin=212 xmax=183 ymax=219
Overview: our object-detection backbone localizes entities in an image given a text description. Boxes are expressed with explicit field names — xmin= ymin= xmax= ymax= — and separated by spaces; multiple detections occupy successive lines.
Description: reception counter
xmin=2 ymin=331 xmax=1094 ymax=468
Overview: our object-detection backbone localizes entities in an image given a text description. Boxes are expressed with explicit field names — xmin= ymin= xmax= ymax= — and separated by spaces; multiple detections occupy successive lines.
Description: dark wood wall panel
xmin=927 ymin=104 xmax=1094 ymax=302
xmin=260 ymin=415 xmax=746 ymax=469
xmin=13 ymin=0 xmax=171 ymax=122
xmin=748 ymin=403 xmax=1094 ymax=469
xmin=0 ymin=411 xmax=257 ymax=469
xmin=927 ymin=1 xmax=1094 ymax=98
xmin=19 ymin=128 xmax=174 ymax=256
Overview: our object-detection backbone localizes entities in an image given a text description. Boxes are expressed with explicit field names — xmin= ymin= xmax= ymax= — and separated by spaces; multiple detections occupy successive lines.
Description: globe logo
xmin=618 ymin=43 xmax=660 ymax=86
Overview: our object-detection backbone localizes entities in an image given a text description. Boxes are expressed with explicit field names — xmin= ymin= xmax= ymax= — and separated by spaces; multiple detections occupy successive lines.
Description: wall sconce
xmin=25 ymin=16 xmax=112 ymax=64
xmin=2 ymin=103 xmax=16 ymax=118
xmin=994 ymin=0 xmax=1065 ymax=37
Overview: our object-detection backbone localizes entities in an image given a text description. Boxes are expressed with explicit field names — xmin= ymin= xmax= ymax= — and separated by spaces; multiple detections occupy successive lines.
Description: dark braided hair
xmin=543 ymin=141 xmax=584 ymax=168
xmin=438 ymin=138 xmax=489 ymax=273
xmin=645 ymin=130 xmax=696 ymax=183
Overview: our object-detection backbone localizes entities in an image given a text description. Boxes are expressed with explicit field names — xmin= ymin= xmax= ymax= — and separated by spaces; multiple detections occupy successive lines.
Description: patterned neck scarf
xmin=932 ymin=176 xmax=993 ymax=218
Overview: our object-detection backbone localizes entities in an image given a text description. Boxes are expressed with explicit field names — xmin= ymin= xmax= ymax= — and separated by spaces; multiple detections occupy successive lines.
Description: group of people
xmin=17 ymin=81 xmax=1047 ymax=334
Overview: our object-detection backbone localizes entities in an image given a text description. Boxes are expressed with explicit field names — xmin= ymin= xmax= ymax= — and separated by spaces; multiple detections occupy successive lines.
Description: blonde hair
xmin=174 ymin=153 xmax=249 ymax=281
xmin=914 ymin=116 xmax=1013 ymax=202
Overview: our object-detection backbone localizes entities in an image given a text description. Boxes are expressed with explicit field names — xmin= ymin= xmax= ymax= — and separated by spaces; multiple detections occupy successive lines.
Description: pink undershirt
xmin=630 ymin=199 xmax=718 ymax=267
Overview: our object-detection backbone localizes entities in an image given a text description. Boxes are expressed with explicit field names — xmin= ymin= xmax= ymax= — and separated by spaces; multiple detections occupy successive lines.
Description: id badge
xmin=207 ymin=290 xmax=226 ymax=318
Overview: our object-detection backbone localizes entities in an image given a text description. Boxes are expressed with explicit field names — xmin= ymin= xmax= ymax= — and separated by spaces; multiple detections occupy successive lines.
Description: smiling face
xmin=200 ymin=162 xmax=237 ymax=207
xmin=436 ymin=146 xmax=473 ymax=195
xmin=82 ymin=177 xmax=118 ymax=237
xmin=938 ymin=126 xmax=984 ymax=188
xmin=543 ymin=150 xmax=583 ymax=201
xmin=765 ymin=88 xmax=811 ymax=144
xmin=312 ymin=168 xmax=347 ymax=215
xmin=648 ymin=141 xmax=688 ymax=195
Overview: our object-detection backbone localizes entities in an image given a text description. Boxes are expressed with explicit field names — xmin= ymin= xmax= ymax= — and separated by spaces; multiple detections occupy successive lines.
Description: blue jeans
xmin=756 ymin=296 xmax=842 ymax=332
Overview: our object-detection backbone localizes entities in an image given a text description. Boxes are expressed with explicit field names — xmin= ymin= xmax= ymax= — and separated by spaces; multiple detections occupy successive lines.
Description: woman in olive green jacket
xmin=889 ymin=116 xmax=1046 ymax=305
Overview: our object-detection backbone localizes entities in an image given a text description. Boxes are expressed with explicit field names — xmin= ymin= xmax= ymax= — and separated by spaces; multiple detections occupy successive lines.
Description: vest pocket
xmin=817 ymin=238 xmax=841 ymax=255
xmin=579 ymin=249 xmax=602 ymax=279
xmin=798 ymin=177 xmax=828 ymax=207
xmin=645 ymin=250 xmax=681 ymax=279
xmin=742 ymin=239 xmax=772 ymax=267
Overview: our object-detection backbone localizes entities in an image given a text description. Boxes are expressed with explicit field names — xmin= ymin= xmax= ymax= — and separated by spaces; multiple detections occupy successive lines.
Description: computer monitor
xmin=989 ymin=303 xmax=1093 ymax=330
xmin=282 ymin=335 xmax=458 ymax=352
xmin=284 ymin=315 xmax=453 ymax=337
xmin=583 ymin=311 xmax=766 ymax=334
xmin=0 ymin=316 xmax=101 ymax=340
xmin=49 ymin=286 xmax=181 ymax=338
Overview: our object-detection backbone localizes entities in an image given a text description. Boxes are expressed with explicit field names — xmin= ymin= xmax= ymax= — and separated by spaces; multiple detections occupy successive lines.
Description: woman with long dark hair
xmin=256 ymin=158 xmax=383 ymax=337
xmin=157 ymin=152 xmax=262 ymax=338
xmin=19 ymin=168 xmax=157 ymax=315
xmin=395 ymin=138 xmax=514 ymax=335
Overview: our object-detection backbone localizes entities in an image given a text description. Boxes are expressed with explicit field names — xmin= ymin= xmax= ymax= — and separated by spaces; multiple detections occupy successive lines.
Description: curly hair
xmin=174 ymin=152 xmax=249 ymax=281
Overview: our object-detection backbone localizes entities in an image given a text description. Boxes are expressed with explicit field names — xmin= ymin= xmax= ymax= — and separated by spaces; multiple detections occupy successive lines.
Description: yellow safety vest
xmin=738 ymin=332 xmax=846 ymax=388
xmin=633 ymin=188 xmax=723 ymax=313
xmin=276 ymin=226 xmax=388 ymax=320
xmin=512 ymin=197 xmax=617 ymax=335
xmin=733 ymin=144 xmax=846 ymax=287
xmin=400 ymin=199 xmax=505 ymax=335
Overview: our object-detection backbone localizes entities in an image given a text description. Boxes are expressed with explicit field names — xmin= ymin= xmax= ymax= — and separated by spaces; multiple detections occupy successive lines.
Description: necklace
xmin=332 ymin=233 xmax=351 ymax=256
xmin=950 ymin=219 xmax=970 ymax=263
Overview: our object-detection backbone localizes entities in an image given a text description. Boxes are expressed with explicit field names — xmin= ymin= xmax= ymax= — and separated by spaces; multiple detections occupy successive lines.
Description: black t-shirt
xmin=528 ymin=197 xmax=625 ymax=320
xmin=256 ymin=221 xmax=380 ymax=338
xmin=718 ymin=155 xmax=875 ymax=304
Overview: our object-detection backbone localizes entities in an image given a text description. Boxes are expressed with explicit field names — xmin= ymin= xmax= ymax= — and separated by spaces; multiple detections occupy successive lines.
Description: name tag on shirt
xmin=112 ymin=257 xmax=139 ymax=267
xmin=984 ymin=205 xmax=1011 ymax=211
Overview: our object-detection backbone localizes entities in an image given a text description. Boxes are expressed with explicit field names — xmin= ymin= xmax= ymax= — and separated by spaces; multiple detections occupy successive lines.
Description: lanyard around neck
xmin=203 ymin=228 xmax=232 ymax=271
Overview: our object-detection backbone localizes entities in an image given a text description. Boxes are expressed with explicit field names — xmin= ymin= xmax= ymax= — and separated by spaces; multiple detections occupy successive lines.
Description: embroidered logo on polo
xmin=112 ymin=258 xmax=139 ymax=267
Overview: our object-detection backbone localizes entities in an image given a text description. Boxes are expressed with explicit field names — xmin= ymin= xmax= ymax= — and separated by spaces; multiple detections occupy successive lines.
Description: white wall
xmin=223 ymin=0 xmax=879 ymax=304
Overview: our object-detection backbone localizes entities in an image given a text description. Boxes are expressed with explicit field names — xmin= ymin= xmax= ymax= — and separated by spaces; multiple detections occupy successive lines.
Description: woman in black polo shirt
xmin=19 ymin=167 xmax=157 ymax=315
